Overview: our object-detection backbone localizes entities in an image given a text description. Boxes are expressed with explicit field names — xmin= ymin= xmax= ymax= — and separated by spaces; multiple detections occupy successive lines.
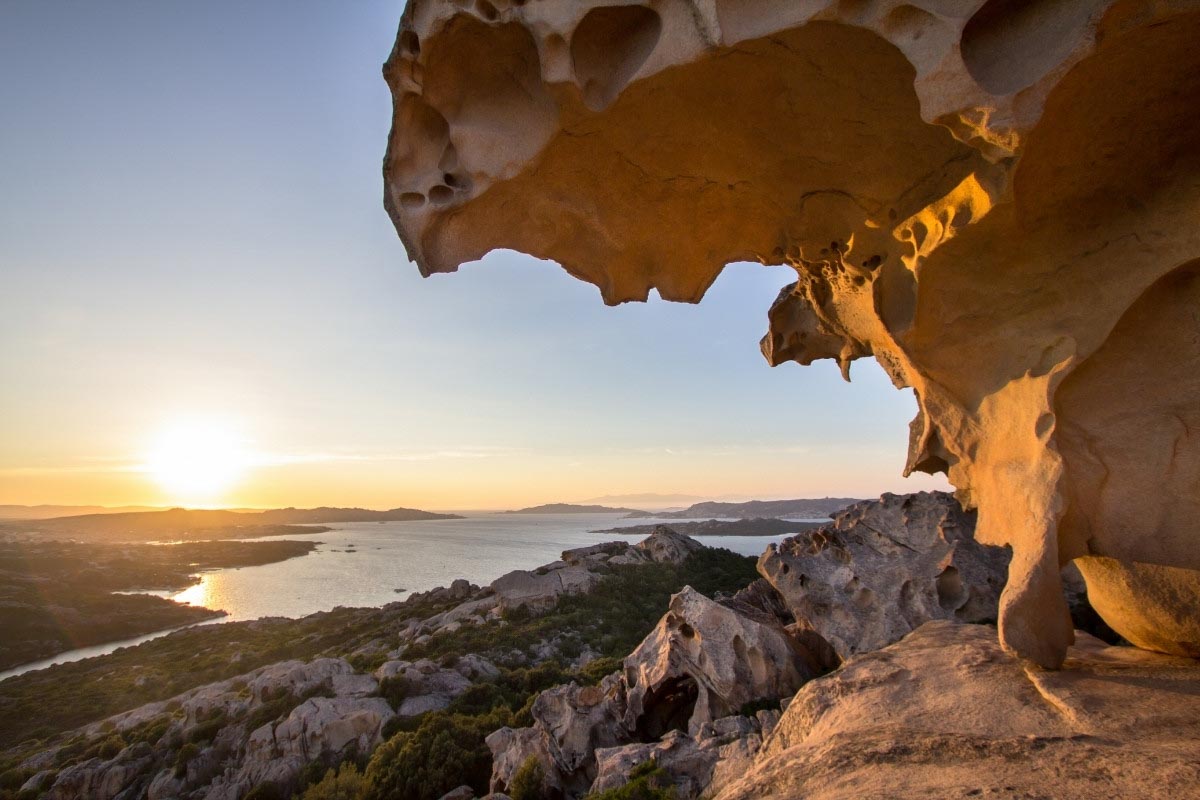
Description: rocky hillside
xmin=3 ymin=495 xmax=1196 ymax=800
xmin=0 ymin=528 xmax=758 ymax=800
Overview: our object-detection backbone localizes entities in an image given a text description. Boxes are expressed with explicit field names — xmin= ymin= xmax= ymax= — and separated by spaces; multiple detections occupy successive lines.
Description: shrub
xmin=174 ymin=742 xmax=200 ymax=778
xmin=377 ymin=675 xmax=411 ymax=711
xmin=96 ymin=734 xmax=125 ymax=759
xmin=0 ymin=770 xmax=31 ymax=791
xmin=363 ymin=713 xmax=495 ymax=800
xmin=300 ymin=763 xmax=366 ymax=800
xmin=586 ymin=760 xmax=676 ymax=800
xmin=508 ymin=756 xmax=546 ymax=800
xmin=243 ymin=782 xmax=288 ymax=800
xmin=578 ymin=656 xmax=622 ymax=686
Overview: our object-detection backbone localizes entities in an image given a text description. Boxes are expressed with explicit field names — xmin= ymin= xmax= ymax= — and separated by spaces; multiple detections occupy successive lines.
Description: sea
xmin=0 ymin=512 xmax=821 ymax=680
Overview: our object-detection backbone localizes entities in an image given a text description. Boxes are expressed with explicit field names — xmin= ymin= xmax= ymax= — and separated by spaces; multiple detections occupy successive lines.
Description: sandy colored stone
xmin=383 ymin=0 xmax=1200 ymax=666
xmin=715 ymin=621 xmax=1200 ymax=800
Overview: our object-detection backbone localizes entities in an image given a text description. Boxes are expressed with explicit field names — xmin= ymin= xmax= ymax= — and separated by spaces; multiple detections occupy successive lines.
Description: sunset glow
xmin=143 ymin=421 xmax=251 ymax=506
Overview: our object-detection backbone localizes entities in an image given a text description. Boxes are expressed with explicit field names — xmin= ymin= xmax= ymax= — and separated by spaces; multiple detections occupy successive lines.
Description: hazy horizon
xmin=0 ymin=1 xmax=950 ymax=511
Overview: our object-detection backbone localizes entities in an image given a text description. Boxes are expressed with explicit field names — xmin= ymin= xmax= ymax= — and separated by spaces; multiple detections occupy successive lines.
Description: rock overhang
xmin=383 ymin=0 xmax=1200 ymax=668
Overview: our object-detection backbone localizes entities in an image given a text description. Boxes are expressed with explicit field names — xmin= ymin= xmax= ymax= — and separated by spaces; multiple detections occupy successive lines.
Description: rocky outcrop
xmin=633 ymin=526 xmax=704 ymax=564
xmin=622 ymin=588 xmax=814 ymax=737
xmin=758 ymin=492 xmax=1009 ymax=660
xmin=490 ymin=527 xmax=703 ymax=611
xmin=592 ymin=713 xmax=777 ymax=799
xmin=715 ymin=621 xmax=1200 ymax=799
xmin=384 ymin=0 xmax=1200 ymax=667
xmin=487 ymin=586 xmax=813 ymax=796
xmin=375 ymin=657 xmax=474 ymax=716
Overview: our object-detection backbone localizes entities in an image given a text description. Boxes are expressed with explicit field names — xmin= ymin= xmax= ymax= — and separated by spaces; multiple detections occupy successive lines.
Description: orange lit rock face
xmin=384 ymin=0 xmax=1200 ymax=667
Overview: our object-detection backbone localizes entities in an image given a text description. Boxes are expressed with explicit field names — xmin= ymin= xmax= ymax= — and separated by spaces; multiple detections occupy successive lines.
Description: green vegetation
xmin=0 ymin=545 xmax=760 ymax=800
xmin=358 ymin=550 xmax=757 ymax=800
xmin=0 ymin=591 xmax=465 ymax=747
xmin=363 ymin=712 xmax=500 ymax=800
xmin=0 ymin=538 xmax=317 ymax=670
xmin=508 ymin=756 xmax=547 ymax=800
xmin=403 ymin=548 xmax=760 ymax=665
xmin=586 ymin=760 xmax=677 ymax=800
xmin=300 ymin=763 xmax=368 ymax=800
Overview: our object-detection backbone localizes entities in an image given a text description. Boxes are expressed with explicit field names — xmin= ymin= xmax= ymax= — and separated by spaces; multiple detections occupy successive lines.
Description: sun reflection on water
xmin=172 ymin=577 xmax=212 ymax=608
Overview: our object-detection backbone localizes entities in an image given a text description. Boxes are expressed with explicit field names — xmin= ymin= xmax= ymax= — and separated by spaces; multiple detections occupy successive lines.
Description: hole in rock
xmin=428 ymin=185 xmax=455 ymax=204
xmin=678 ymin=622 xmax=696 ymax=639
xmin=571 ymin=5 xmax=662 ymax=111
xmin=476 ymin=0 xmax=499 ymax=22
xmin=399 ymin=30 xmax=420 ymax=56
xmin=936 ymin=565 xmax=966 ymax=612
xmin=635 ymin=675 xmax=699 ymax=740
xmin=961 ymin=0 xmax=1107 ymax=95
xmin=399 ymin=192 xmax=426 ymax=209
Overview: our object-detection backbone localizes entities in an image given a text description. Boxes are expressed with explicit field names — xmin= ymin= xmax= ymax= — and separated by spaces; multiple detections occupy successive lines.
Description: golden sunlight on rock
xmin=384 ymin=0 xmax=1200 ymax=668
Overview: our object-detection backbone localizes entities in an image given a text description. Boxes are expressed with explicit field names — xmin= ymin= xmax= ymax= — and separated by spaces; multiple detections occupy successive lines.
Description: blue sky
xmin=0 ymin=1 xmax=948 ymax=509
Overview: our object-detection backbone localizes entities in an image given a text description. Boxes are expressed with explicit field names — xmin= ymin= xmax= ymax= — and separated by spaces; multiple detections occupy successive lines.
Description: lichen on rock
xmin=384 ymin=0 xmax=1200 ymax=667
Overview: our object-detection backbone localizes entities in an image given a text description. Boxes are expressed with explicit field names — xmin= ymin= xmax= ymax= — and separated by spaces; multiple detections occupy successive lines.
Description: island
xmin=593 ymin=518 xmax=828 ymax=537
xmin=505 ymin=503 xmax=648 ymax=514
xmin=625 ymin=497 xmax=863 ymax=519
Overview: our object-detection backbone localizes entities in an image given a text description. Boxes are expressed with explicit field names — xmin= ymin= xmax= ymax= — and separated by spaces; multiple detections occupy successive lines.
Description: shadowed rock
xmin=758 ymin=492 xmax=1010 ymax=660
xmin=383 ymin=0 xmax=1200 ymax=667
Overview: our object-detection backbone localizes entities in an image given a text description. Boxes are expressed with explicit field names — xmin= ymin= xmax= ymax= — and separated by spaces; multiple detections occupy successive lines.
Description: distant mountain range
xmin=574 ymin=493 xmax=710 ymax=510
xmin=505 ymin=503 xmax=646 ymax=515
xmin=592 ymin=518 xmax=828 ymax=537
xmin=0 ymin=505 xmax=462 ymax=541
xmin=624 ymin=497 xmax=863 ymax=519
xmin=0 ymin=505 xmax=162 ymax=520
xmin=507 ymin=497 xmax=865 ymax=518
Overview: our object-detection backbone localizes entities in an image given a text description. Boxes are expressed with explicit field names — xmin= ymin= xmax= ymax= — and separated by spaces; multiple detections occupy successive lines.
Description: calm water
xmin=0 ymin=513 xmax=815 ymax=680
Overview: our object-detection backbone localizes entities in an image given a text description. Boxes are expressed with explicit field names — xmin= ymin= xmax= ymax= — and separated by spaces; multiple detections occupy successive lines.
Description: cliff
xmin=382 ymin=0 xmax=1200 ymax=668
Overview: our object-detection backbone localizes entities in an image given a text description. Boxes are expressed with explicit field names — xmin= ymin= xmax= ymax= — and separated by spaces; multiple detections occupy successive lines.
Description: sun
xmin=144 ymin=420 xmax=251 ymax=505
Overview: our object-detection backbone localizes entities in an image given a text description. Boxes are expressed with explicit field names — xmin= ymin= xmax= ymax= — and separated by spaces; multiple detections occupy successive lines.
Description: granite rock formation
xmin=486 ymin=587 xmax=814 ymax=795
xmin=384 ymin=0 xmax=1200 ymax=666
xmin=758 ymin=491 xmax=1010 ymax=660
xmin=714 ymin=621 xmax=1200 ymax=799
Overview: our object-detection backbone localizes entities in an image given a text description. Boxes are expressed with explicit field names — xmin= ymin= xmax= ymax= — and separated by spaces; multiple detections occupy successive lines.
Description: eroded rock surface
xmin=758 ymin=491 xmax=1009 ymax=660
xmin=714 ymin=621 xmax=1200 ymax=800
xmin=487 ymin=586 xmax=813 ymax=796
xmin=622 ymin=587 xmax=814 ymax=737
xmin=384 ymin=0 xmax=1200 ymax=666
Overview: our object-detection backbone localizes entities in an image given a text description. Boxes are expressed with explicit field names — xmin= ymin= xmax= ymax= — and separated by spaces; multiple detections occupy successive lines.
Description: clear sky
xmin=0 ymin=1 xmax=949 ymax=510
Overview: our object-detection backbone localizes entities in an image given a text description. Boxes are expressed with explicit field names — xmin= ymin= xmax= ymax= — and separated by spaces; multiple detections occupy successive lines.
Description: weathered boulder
xmin=376 ymin=657 xmax=473 ymax=716
xmin=758 ymin=492 xmax=1009 ymax=660
xmin=383 ymin=0 xmax=1200 ymax=667
xmin=715 ymin=621 xmax=1200 ymax=799
xmin=487 ymin=584 xmax=812 ymax=796
xmin=623 ymin=587 xmax=815 ymax=737
xmin=490 ymin=528 xmax=703 ymax=612
xmin=592 ymin=714 xmax=771 ymax=799
xmin=209 ymin=696 xmax=394 ymax=799
xmin=491 ymin=564 xmax=601 ymax=612
xmin=562 ymin=540 xmax=631 ymax=567
xmin=45 ymin=744 xmax=155 ymax=800
xmin=634 ymin=526 xmax=704 ymax=564
xmin=488 ymin=676 xmax=626 ymax=796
